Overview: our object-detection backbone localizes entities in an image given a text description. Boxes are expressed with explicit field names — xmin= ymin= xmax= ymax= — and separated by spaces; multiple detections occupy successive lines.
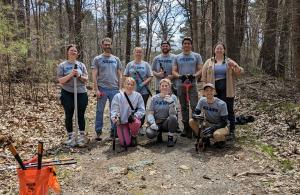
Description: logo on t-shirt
xmin=203 ymin=106 xmax=218 ymax=113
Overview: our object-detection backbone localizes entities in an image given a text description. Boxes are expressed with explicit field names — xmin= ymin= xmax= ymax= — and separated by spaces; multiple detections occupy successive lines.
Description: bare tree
xmin=125 ymin=0 xmax=133 ymax=64
xmin=106 ymin=0 xmax=113 ymax=39
xmin=211 ymin=0 xmax=219 ymax=50
xmin=225 ymin=0 xmax=235 ymax=58
xmin=293 ymin=0 xmax=300 ymax=92
xmin=257 ymin=0 xmax=278 ymax=76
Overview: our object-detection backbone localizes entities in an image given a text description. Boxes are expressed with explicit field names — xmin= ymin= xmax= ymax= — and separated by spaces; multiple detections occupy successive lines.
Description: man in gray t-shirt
xmin=152 ymin=41 xmax=176 ymax=94
xmin=172 ymin=37 xmax=203 ymax=138
xmin=189 ymin=83 xmax=229 ymax=148
xmin=91 ymin=37 xmax=123 ymax=141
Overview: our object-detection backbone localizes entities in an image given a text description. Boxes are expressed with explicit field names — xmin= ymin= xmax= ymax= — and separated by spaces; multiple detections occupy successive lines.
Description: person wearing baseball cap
xmin=189 ymin=83 xmax=229 ymax=148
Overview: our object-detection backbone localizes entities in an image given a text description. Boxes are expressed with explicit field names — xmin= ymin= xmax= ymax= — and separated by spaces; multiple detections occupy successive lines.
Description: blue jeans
xmin=95 ymin=86 xmax=119 ymax=134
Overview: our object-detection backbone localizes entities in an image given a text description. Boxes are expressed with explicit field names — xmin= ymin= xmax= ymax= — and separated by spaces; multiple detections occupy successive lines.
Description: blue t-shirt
xmin=124 ymin=60 xmax=153 ymax=95
xmin=152 ymin=54 xmax=176 ymax=90
xmin=57 ymin=60 xmax=87 ymax=93
xmin=91 ymin=54 xmax=123 ymax=89
xmin=214 ymin=63 xmax=227 ymax=80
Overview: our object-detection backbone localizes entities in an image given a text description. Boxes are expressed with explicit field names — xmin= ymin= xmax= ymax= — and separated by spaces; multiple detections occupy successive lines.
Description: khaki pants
xmin=189 ymin=119 xmax=229 ymax=142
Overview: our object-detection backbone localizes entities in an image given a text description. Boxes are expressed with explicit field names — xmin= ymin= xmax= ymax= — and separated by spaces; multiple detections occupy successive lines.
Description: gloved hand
xmin=128 ymin=114 xmax=135 ymax=123
xmin=202 ymin=126 xmax=216 ymax=137
xmin=150 ymin=123 xmax=159 ymax=131
xmin=164 ymin=95 xmax=174 ymax=104
xmin=179 ymin=75 xmax=187 ymax=82
xmin=187 ymin=74 xmax=195 ymax=82
xmin=192 ymin=113 xmax=204 ymax=122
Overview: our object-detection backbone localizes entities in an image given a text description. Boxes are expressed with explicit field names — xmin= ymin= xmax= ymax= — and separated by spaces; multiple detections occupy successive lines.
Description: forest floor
xmin=0 ymin=75 xmax=300 ymax=195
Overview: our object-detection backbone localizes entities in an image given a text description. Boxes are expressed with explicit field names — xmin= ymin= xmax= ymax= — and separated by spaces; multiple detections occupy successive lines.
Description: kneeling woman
xmin=111 ymin=77 xmax=145 ymax=147
xmin=146 ymin=79 xmax=178 ymax=147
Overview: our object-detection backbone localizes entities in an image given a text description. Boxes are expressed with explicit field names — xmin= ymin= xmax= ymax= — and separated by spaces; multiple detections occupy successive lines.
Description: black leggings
xmin=215 ymin=79 xmax=235 ymax=133
xmin=140 ymin=94 xmax=150 ymax=126
xmin=60 ymin=89 xmax=88 ymax=133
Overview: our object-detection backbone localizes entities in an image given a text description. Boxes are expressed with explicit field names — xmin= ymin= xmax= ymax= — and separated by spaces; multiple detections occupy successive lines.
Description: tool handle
xmin=8 ymin=143 xmax=26 ymax=170
xmin=37 ymin=141 xmax=43 ymax=170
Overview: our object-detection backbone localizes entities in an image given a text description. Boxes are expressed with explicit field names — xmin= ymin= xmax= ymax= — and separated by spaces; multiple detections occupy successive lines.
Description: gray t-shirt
xmin=149 ymin=94 xmax=178 ymax=120
xmin=124 ymin=60 xmax=153 ymax=95
xmin=57 ymin=60 xmax=87 ymax=93
xmin=91 ymin=54 xmax=123 ymax=89
xmin=152 ymin=53 xmax=176 ymax=90
xmin=196 ymin=97 xmax=228 ymax=125
xmin=173 ymin=52 xmax=203 ymax=85
xmin=111 ymin=91 xmax=145 ymax=124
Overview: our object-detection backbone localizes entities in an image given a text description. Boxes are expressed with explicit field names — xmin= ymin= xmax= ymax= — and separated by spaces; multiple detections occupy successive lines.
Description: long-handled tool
xmin=7 ymin=142 xmax=26 ymax=170
xmin=134 ymin=70 xmax=152 ymax=96
xmin=37 ymin=141 xmax=43 ymax=170
xmin=112 ymin=115 xmax=119 ymax=151
xmin=195 ymin=117 xmax=205 ymax=152
xmin=74 ymin=64 xmax=78 ymax=144
xmin=159 ymin=63 xmax=167 ymax=78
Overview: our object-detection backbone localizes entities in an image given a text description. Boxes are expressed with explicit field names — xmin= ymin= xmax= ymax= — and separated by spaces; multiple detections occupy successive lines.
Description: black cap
xmin=161 ymin=41 xmax=170 ymax=46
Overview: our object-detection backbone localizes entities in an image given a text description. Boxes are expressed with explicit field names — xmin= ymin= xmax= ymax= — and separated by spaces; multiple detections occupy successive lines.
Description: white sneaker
xmin=139 ymin=127 xmax=146 ymax=136
xmin=77 ymin=134 xmax=88 ymax=147
xmin=64 ymin=136 xmax=76 ymax=147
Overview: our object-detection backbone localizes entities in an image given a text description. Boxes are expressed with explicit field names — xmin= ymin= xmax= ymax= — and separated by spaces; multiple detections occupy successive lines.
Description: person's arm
xmin=142 ymin=63 xmax=153 ymax=86
xmin=194 ymin=54 xmax=203 ymax=78
xmin=118 ymin=69 xmax=123 ymax=89
xmin=228 ymin=58 xmax=244 ymax=76
xmin=168 ymin=96 xmax=177 ymax=116
xmin=78 ymin=64 xmax=88 ymax=84
xmin=57 ymin=64 xmax=74 ymax=85
xmin=172 ymin=61 xmax=180 ymax=78
xmin=152 ymin=58 xmax=165 ymax=78
xmin=110 ymin=95 xmax=120 ymax=123
xmin=201 ymin=59 xmax=209 ymax=83
xmin=135 ymin=94 xmax=146 ymax=119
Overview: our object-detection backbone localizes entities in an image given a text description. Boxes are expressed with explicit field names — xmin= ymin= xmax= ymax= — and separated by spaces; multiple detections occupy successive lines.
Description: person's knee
xmin=213 ymin=128 xmax=228 ymax=142
xmin=168 ymin=115 xmax=177 ymax=122
xmin=189 ymin=119 xmax=199 ymax=134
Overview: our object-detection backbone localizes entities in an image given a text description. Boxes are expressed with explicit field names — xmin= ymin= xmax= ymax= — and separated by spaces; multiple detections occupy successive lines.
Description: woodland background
xmin=0 ymin=0 xmax=300 ymax=106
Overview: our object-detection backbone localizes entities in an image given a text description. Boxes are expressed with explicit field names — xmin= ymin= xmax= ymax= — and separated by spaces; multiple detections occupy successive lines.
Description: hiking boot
xmin=167 ymin=135 xmax=175 ymax=147
xmin=156 ymin=132 xmax=163 ymax=143
xmin=77 ymin=134 xmax=88 ymax=147
xmin=64 ymin=133 xmax=76 ymax=147
xmin=214 ymin=141 xmax=226 ymax=149
xmin=131 ymin=136 xmax=137 ymax=147
xmin=95 ymin=131 xmax=102 ymax=141
xmin=180 ymin=122 xmax=189 ymax=137
xmin=139 ymin=127 xmax=146 ymax=136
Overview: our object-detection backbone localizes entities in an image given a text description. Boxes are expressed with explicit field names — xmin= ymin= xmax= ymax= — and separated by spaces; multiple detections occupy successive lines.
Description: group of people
xmin=57 ymin=36 xmax=243 ymax=149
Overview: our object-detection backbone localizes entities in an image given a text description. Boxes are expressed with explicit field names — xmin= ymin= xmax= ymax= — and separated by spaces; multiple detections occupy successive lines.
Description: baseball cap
xmin=161 ymin=41 xmax=170 ymax=46
xmin=203 ymin=83 xmax=215 ymax=90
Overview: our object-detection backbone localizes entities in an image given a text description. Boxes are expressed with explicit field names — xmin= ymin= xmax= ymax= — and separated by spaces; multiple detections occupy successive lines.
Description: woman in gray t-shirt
xmin=57 ymin=44 xmax=88 ymax=147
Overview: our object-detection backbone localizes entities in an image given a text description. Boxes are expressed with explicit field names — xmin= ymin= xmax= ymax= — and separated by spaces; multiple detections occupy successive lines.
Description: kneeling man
xmin=189 ymin=83 xmax=229 ymax=148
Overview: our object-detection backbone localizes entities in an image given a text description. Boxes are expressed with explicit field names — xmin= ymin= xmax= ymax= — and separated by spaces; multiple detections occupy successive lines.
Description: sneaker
xmin=131 ymin=136 xmax=137 ymax=147
xmin=167 ymin=135 xmax=175 ymax=147
xmin=139 ymin=127 xmax=146 ymax=136
xmin=64 ymin=136 xmax=76 ymax=147
xmin=77 ymin=134 xmax=88 ymax=147
xmin=95 ymin=131 xmax=102 ymax=141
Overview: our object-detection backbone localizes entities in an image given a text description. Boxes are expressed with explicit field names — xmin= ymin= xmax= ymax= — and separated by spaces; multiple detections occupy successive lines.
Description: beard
xmin=162 ymin=49 xmax=170 ymax=54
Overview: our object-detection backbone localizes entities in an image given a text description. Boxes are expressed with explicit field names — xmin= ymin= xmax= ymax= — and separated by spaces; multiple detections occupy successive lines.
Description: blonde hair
xmin=133 ymin=47 xmax=143 ymax=54
xmin=159 ymin=78 xmax=171 ymax=86
xmin=124 ymin=77 xmax=136 ymax=87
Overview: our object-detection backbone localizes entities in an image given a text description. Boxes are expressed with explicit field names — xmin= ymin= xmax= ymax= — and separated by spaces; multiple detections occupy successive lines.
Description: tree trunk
xmin=199 ymin=0 xmax=208 ymax=60
xmin=16 ymin=0 xmax=26 ymax=38
xmin=225 ymin=0 xmax=235 ymax=58
xmin=277 ymin=0 xmax=291 ymax=78
xmin=125 ymin=0 xmax=132 ymax=64
xmin=24 ymin=0 xmax=31 ymax=58
xmin=74 ymin=0 xmax=84 ymax=61
xmin=65 ymin=0 xmax=74 ymax=43
xmin=293 ymin=0 xmax=300 ymax=92
xmin=258 ymin=0 xmax=278 ymax=76
xmin=58 ymin=0 xmax=64 ymax=58
xmin=191 ymin=0 xmax=199 ymax=52
xmin=234 ymin=0 xmax=248 ymax=64
xmin=211 ymin=0 xmax=219 ymax=53
xmin=135 ymin=0 xmax=140 ymax=47
xmin=106 ymin=0 xmax=113 ymax=39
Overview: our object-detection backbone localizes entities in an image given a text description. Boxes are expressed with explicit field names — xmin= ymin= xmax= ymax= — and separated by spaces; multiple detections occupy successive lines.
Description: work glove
xmin=128 ymin=114 xmax=135 ymax=123
xmin=192 ymin=113 xmax=204 ymax=122
xmin=187 ymin=74 xmax=195 ymax=82
xmin=179 ymin=75 xmax=187 ymax=82
xmin=150 ymin=123 xmax=159 ymax=131
xmin=202 ymin=126 xmax=216 ymax=137
xmin=164 ymin=95 xmax=174 ymax=104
